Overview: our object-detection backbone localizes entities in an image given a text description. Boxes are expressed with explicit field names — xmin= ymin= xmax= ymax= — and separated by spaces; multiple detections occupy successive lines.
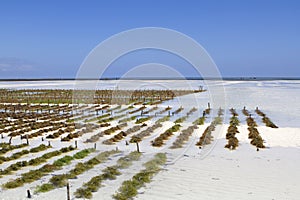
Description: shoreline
xmin=0 ymin=77 xmax=300 ymax=81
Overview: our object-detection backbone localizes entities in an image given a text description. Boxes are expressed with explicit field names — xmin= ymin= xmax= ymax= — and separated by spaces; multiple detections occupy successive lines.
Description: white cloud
xmin=0 ymin=57 xmax=36 ymax=72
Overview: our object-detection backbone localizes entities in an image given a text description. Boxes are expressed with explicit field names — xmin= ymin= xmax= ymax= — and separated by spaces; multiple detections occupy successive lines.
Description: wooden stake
xmin=67 ymin=182 xmax=70 ymax=200
xmin=136 ymin=142 xmax=140 ymax=153
xmin=27 ymin=189 xmax=31 ymax=198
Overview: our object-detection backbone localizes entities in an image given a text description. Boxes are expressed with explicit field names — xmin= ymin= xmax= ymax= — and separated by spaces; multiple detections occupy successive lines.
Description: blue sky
xmin=0 ymin=0 xmax=299 ymax=78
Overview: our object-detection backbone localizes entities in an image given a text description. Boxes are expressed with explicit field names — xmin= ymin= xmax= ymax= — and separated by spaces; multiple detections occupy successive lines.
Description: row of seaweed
xmin=225 ymin=109 xmax=240 ymax=150
xmin=74 ymin=151 xmax=142 ymax=199
xmin=243 ymin=108 xmax=266 ymax=149
xmin=255 ymin=108 xmax=278 ymax=128
xmin=196 ymin=108 xmax=223 ymax=147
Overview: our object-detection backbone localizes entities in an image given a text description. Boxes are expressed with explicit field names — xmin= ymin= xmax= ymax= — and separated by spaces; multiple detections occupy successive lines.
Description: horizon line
xmin=0 ymin=77 xmax=300 ymax=81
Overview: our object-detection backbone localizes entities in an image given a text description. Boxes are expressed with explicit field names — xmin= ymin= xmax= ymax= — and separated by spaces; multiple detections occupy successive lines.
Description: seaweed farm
xmin=0 ymin=80 xmax=299 ymax=200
